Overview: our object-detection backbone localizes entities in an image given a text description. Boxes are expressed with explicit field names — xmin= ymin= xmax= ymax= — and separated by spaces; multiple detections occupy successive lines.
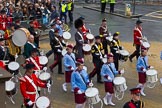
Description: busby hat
xmin=31 ymin=48 xmax=38 ymax=53
xmin=74 ymin=18 xmax=84 ymax=29
xmin=0 ymin=38 xmax=5 ymax=42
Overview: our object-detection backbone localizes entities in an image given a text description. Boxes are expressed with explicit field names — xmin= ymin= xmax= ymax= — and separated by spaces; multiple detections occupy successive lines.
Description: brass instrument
xmin=5 ymin=30 xmax=20 ymax=56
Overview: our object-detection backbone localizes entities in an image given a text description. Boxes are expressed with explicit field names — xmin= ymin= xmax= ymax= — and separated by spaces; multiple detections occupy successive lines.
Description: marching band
xmin=0 ymin=5 xmax=160 ymax=107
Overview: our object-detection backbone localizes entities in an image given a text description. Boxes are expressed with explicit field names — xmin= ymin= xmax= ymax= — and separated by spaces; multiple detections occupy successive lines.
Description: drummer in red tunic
xmin=22 ymin=48 xmax=42 ymax=76
xmin=0 ymin=10 xmax=8 ymax=31
xmin=136 ymin=46 xmax=153 ymax=96
xmin=19 ymin=63 xmax=51 ymax=108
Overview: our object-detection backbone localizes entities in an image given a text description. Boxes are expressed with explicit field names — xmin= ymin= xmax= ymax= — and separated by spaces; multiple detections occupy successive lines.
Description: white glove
xmin=89 ymin=82 xmax=94 ymax=87
xmin=27 ymin=101 xmax=33 ymax=106
xmin=77 ymin=90 xmax=82 ymax=94
xmin=15 ymin=53 xmax=18 ymax=59
xmin=35 ymin=31 xmax=38 ymax=34
xmin=43 ymin=67 xmax=47 ymax=72
xmin=71 ymin=67 xmax=74 ymax=70
xmin=57 ymin=49 xmax=62 ymax=52
xmin=143 ymin=68 xmax=147 ymax=72
xmin=107 ymin=76 xmax=112 ymax=80
xmin=116 ymin=50 xmax=119 ymax=53
xmin=100 ymin=56 xmax=103 ymax=59
xmin=104 ymin=55 xmax=107 ymax=58
xmin=47 ymin=83 xmax=51 ymax=88
xmin=120 ymin=68 xmax=125 ymax=74
xmin=149 ymin=66 xmax=154 ymax=69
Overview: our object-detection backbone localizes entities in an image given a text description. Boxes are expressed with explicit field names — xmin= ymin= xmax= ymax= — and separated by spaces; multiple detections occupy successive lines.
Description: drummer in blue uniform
xmin=136 ymin=46 xmax=153 ymax=96
xmin=62 ymin=44 xmax=76 ymax=92
xmin=71 ymin=59 xmax=92 ymax=108
xmin=101 ymin=53 xmax=124 ymax=106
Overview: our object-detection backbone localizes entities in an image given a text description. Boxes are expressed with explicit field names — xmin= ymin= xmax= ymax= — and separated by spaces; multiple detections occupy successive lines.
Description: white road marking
xmin=132 ymin=18 xmax=162 ymax=23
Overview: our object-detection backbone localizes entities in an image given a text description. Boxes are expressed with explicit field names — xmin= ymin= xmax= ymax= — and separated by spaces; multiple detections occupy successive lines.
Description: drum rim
xmin=85 ymin=88 xmax=99 ymax=97
xmin=86 ymin=33 xmax=94 ymax=39
xmin=36 ymin=96 xmax=50 ymax=107
xmin=113 ymin=77 xmax=126 ymax=85
xmin=8 ymin=62 xmax=20 ymax=70
xmin=120 ymin=50 xmax=129 ymax=55
xmin=146 ymin=70 xmax=157 ymax=75
xmin=61 ymin=49 xmax=67 ymax=56
xmin=39 ymin=56 xmax=48 ymax=65
xmin=39 ymin=72 xmax=51 ymax=80
xmin=12 ymin=29 xmax=28 ymax=47
xmin=5 ymin=80 xmax=15 ymax=91
xmin=63 ymin=32 xmax=71 ymax=39
xmin=83 ymin=44 xmax=91 ymax=51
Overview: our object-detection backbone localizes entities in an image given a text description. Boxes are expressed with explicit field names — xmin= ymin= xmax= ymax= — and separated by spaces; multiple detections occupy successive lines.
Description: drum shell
xmin=39 ymin=73 xmax=52 ymax=84
xmin=113 ymin=77 xmax=127 ymax=92
xmin=119 ymin=55 xmax=129 ymax=61
xmin=114 ymin=83 xmax=127 ymax=92
xmin=9 ymin=69 xmax=19 ymax=75
xmin=6 ymin=87 xmax=16 ymax=96
xmin=83 ymin=44 xmax=91 ymax=55
xmin=87 ymin=94 xmax=100 ymax=104
xmin=146 ymin=74 xmax=158 ymax=83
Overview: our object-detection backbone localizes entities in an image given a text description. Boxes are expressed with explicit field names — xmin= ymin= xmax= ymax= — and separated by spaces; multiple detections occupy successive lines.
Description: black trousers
xmin=129 ymin=44 xmax=141 ymax=60
xmin=101 ymin=3 xmax=106 ymax=13
xmin=110 ymin=3 xmax=115 ymax=13
xmin=60 ymin=12 xmax=67 ymax=24
xmin=102 ymin=39 xmax=108 ymax=54
xmin=68 ymin=10 xmax=73 ymax=22
xmin=25 ymin=105 xmax=34 ymax=108
xmin=34 ymin=37 xmax=39 ymax=47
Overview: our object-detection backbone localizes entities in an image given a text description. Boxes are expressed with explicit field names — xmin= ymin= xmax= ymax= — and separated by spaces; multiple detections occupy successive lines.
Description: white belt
xmin=26 ymin=91 xmax=37 ymax=94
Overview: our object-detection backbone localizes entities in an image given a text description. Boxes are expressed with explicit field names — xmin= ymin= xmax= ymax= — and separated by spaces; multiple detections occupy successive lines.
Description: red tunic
xmin=0 ymin=61 xmax=5 ymax=69
xmin=0 ymin=14 xmax=8 ymax=31
xmin=133 ymin=26 xmax=142 ymax=45
xmin=81 ymin=24 xmax=89 ymax=42
xmin=33 ymin=20 xmax=41 ymax=29
xmin=20 ymin=74 xmax=46 ymax=105
xmin=26 ymin=56 xmax=42 ymax=71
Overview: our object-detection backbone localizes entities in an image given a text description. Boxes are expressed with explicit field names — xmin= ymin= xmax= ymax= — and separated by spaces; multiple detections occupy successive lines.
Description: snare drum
xmin=113 ymin=77 xmax=127 ymax=92
xmin=63 ymin=31 xmax=71 ymax=40
xmin=83 ymin=44 xmax=91 ymax=55
xmin=119 ymin=50 xmax=129 ymax=62
xmin=61 ymin=49 xmax=67 ymax=56
xmin=12 ymin=28 xmax=30 ymax=47
xmin=39 ymin=72 xmax=52 ymax=84
xmin=5 ymin=80 xmax=16 ymax=96
xmin=146 ymin=69 xmax=158 ymax=83
xmin=85 ymin=87 xmax=100 ymax=104
xmin=8 ymin=62 xmax=20 ymax=75
xmin=86 ymin=33 xmax=94 ymax=44
xmin=36 ymin=96 xmax=50 ymax=108
xmin=142 ymin=41 xmax=150 ymax=49
xmin=39 ymin=56 xmax=48 ymax=67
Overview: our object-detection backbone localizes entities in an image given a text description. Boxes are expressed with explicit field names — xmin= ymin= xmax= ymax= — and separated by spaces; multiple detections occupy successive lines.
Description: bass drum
xmin=12 ymin=28 xmax=30 ymax=47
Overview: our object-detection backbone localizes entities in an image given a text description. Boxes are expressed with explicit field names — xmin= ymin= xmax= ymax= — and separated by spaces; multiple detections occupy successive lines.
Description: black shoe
xmin=97 ymin=81 xmax=104 ymax=84
xmin=49 ymin=67 xmax=53 ymax=73
xmin=129 ymin=56 xmax=133 ymax=62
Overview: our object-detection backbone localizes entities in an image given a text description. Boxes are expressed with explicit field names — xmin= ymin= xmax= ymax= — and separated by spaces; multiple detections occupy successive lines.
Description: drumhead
xmin=39 ymin=72 xmax=51 ymax=81
xmin=12 ymin=28 xmax=30 ymax=47
xmin=63 ymin=32 xmax=71 ymax=40
xmin=142 ymin=42 xmax=150 ymax=48
xmin=83 ymin=44 xmax=91 ymax=51
xmin=146 ymin=69 xmax=157 ymax=75
xmin=62 ymin=49 xmax=67 ymax=56
xmin=85 ymin=88 xmax=99 ymax=97
xmin=120 ymin=50 xmax=129 ymax=56
xmin=8 ymin=62 xmax=20 ymax=71
xmin=113 ymin=77 xmax=126 ymax=85
xmin=102 ymin=58 xmax=107 ymax=63
xmin=5 ymin=80 xmax=15 ymax=91
xmin=86 ymin=33 xmax=94 ymax=40
xmin=39 ymin=56 xmax=48 ymax=65
xmin=106 ymin=36 xmax=113 ymax=41
xmin=36 ymin=96 xmax=50 ymax=107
